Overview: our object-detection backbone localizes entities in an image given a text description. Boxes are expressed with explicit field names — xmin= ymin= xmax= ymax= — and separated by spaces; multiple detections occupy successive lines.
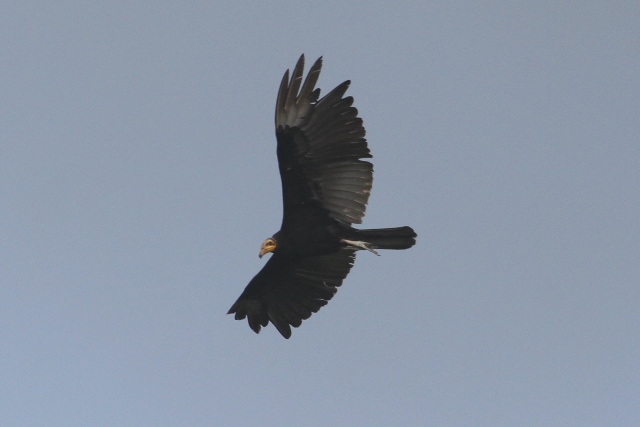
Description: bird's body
xmin=228 ymin=55 xmax=416 ymax=338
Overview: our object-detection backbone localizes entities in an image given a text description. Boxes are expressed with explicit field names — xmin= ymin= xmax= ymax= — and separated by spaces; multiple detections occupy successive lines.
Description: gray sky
xmin=2 ymin=2 xmax=639 ymax=426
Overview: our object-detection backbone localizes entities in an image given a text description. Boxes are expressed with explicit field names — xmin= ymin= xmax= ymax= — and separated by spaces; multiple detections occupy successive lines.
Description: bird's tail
xmin=352 ymin=226 xmax=417 ymax=250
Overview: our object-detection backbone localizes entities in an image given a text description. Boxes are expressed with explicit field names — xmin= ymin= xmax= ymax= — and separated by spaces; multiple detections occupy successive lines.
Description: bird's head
xmin=259 ymin=237 xmax=277 ymax=258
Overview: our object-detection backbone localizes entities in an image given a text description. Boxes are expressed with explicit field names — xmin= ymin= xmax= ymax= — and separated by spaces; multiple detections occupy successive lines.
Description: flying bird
xmin=228 ymin=55 xmax=417 ymax=338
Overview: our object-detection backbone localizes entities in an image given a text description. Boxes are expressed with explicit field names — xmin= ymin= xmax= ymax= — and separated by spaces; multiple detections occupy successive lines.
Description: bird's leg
xmin=340 ymin=239 xmax=380 ymax=256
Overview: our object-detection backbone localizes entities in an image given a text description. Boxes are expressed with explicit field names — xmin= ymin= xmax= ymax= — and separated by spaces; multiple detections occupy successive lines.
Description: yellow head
xmin=259 ymin=237 xmax=277 ymax=258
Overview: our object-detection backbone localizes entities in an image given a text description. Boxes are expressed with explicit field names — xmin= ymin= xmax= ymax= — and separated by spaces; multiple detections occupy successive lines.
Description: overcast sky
xmin=2 ymin=2 xmax=639 ymax=426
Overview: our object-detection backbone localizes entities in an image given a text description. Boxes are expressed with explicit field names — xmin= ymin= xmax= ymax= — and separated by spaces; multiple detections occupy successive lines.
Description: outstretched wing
xmin=275 ymin=54 xmax=373 ymax=226
xmin=227 ymin=249 xmax=356 ymax=338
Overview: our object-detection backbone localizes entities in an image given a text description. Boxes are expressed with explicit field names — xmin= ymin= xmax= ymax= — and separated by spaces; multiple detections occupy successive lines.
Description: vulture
xmin=228 ymin=55 xmax=417 ymax=338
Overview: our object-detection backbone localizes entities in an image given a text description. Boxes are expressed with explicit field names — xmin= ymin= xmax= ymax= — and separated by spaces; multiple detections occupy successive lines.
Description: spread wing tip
xmin=228 ymin=298 xmax=297 ymax=338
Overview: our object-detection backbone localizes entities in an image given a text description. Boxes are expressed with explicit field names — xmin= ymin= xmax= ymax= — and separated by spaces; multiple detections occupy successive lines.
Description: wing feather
xmin=227 ymin=249 xmax=356 ymax=338
xmin=275 ymin=55 xmax=373 ymax=225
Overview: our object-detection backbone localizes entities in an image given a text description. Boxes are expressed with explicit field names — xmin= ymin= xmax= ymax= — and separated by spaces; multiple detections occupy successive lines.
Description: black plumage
xmin=228 ymin=55 xmax=417 ymax=338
